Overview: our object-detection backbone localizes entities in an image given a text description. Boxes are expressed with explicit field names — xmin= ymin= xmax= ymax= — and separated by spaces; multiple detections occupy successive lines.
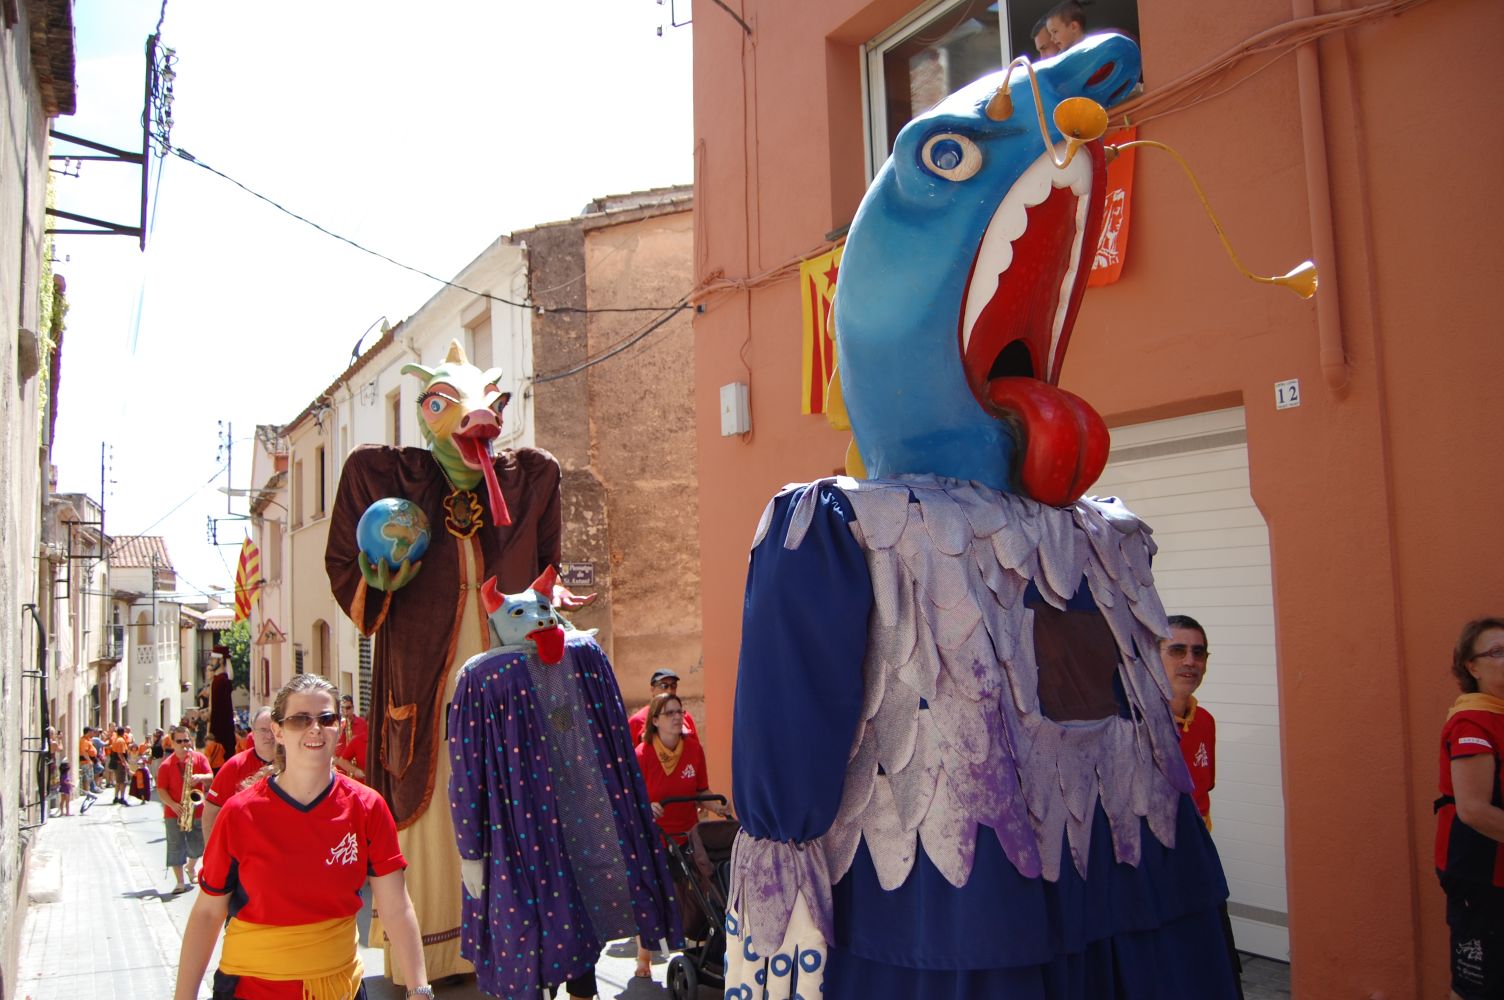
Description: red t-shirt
xmin=157 ymin=751 xmax=213 ymax=820
xmin=1177 ymin=705 xmax=1215 ymax=821
xmin=205 ymin=746 xmax=274 ymax=808
xmin=200 ymin=773 xmax=405 ymax=999
xmin=628 ymin=706 xmax=697 ymax=746
xmin=636 ymin=735 xmax=709 ymax=838
xmin=1435 ymin=709 xmax=1504 ymax=889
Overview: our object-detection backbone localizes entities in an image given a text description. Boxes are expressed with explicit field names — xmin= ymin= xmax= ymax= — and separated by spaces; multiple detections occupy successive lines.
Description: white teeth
xmin=961 ymin=145 xmax=1095 ymax=375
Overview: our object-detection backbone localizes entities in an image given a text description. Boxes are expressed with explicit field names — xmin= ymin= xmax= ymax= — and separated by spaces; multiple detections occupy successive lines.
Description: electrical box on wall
xmin=720 ymin=382 xmax=750 ymax=436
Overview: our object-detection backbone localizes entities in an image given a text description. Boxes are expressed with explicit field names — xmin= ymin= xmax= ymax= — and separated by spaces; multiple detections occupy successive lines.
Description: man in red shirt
xmin=202 ymin=707 xmax=276 ymax=842
xmin=156 ymin=725 xmax=215 ymax=893
xmin=1160 ymin=613 xmax=1243 ymax=997
xmin=332 ymin=694 xmax=368 ymax=783
xmin=627 ymin=670 xmax=698 ymax=745
xmin=1160 ymin=614 xmax=1215 ymax=824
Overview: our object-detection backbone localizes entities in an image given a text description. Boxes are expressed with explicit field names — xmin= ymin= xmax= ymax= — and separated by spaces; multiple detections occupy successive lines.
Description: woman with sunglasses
xmin=1436 ymin=616 xmax=1504 ymax=1000
xmin=173 ymin=673 xmax=432 ymax=1000
xmin=633 ymin=692 xmax=727 ymax=979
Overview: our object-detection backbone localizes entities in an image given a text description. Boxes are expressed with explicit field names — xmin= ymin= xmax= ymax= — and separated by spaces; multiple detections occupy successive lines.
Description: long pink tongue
xmin=475 ymin=443 xmax=511 ymax=526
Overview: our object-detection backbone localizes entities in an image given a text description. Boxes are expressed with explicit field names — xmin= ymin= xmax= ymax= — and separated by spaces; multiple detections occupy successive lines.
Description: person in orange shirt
xmin=201 ymin=733 xmax=228 ymax=773
xmin=78 ymin=728 xmax=99 ymax=796
xmin=109 ymin=728 xmax=132 ymax=804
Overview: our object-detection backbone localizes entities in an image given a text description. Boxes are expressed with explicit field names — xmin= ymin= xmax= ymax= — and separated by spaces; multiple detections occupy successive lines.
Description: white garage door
xmin=1090 ymin=406 xmax=1289 ymax=961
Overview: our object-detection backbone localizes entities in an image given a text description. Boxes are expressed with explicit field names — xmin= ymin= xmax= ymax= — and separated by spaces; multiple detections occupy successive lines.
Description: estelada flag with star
xmin=233 ymin=535 xmax=262 ymax=622
xmin=799 ymin=242 xmax=844 ymax=414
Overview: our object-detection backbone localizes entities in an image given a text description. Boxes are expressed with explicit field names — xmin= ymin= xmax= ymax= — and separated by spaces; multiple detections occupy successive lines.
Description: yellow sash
xmin=1448 ymin=693 xmax=1504 ymax=720
xmin=220 ymin=915 xmax=362 ymax=1000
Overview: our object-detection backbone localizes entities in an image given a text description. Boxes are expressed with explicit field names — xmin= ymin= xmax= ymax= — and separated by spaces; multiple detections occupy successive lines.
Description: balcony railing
xmin=98 ymin=626 xmax=126 ymax=663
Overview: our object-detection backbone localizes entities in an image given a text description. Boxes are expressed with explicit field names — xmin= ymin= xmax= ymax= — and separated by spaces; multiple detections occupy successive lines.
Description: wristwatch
xmin=406 ymin=988 xmax=435 ymax=999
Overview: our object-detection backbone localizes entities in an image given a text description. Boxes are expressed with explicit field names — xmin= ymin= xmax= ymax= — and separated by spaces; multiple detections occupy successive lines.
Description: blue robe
xmin=729 ymin=479 xmax=1241 ymax=999
xmin=448 ymin=635 xmax=681 ymax=998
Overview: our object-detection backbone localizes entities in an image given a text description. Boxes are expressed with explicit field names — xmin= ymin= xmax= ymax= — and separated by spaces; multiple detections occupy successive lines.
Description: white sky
xmin=50 ymin=1 xmax=696 ymax=599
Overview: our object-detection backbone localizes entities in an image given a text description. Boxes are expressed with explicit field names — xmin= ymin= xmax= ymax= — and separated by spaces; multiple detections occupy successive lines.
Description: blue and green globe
xmin=356 ymin=498 xmax=431 ymax=568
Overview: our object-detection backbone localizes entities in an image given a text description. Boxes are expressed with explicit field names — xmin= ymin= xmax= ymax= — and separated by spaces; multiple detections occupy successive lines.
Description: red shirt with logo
xmin=1176 ymin=704 xmax=1216 ymax=821
xmin=1435 ymin=709 xmax=1504 ymax=889
xmin=157 ymin=750 xmax=212 ymax=820
xmin=636 ymin=735 xmax=709 ymax=838
xmin=199 ymin=772 xmax=405 ymax=999
xmin=205 ymin=746 xmax=274 ymax=808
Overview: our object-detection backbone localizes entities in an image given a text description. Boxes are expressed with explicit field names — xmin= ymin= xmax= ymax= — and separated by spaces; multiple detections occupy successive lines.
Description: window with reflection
xmin=864 ymin=0 xmax=1141 ymax=178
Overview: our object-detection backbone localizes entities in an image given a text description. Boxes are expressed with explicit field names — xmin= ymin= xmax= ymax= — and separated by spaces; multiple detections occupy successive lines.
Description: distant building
xmin=108 ymin=536 xmax=185 ymax=735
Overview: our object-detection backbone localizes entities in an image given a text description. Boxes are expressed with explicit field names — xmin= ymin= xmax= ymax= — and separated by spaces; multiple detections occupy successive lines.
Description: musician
xmin=157 ymin=725 xmax=214 ymax=894
xmin=332 ymin=694 xmax=367 ymax=783
xmin=173 ymin=673 xmax=431 ymax=1000
xmin=203 ymin=707 xmax=276 ymax=842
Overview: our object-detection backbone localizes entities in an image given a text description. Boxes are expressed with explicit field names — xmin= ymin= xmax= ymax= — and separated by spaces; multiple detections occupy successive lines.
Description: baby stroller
xmin=658 ymin=794 xmax=739 ymax=1000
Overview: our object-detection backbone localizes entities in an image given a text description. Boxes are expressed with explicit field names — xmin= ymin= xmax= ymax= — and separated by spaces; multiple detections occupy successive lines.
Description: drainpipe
xmin=1292 ymin=0 xmax=1349 ymax=391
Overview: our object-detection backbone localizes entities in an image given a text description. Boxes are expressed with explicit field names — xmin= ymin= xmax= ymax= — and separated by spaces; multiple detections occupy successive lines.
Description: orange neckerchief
xmin=1448 ymin=693 xmax=1504 ymax=720
xmin=654 ymin=736 xmax=684 ymax=776
xmin=1173 ymin=695 xmax=1199 ymax=734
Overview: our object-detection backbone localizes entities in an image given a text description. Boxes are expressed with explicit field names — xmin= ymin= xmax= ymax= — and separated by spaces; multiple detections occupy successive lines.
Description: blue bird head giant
xmin=832 ymin=34 xmax=1141 ymax=506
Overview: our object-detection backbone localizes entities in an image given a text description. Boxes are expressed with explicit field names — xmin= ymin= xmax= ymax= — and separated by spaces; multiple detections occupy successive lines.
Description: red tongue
xmin=477 ymin=451 xmax=511 ymax=527
xmin=986 ymin=377 xmax=1109 ymax=507
xmin=458 ymin=434 xmax=511 ymax=527
xmin=528 ymin=625 xmax=566 ymax=665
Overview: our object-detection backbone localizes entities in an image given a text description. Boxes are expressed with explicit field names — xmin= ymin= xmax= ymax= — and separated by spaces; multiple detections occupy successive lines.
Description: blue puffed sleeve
xmin=731 ymin=483 xmax=872 ymax=843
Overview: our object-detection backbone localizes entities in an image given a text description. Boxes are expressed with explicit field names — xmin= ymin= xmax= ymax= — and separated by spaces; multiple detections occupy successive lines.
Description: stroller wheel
xmin=667 ymin=954 xmax=699 ymax=1000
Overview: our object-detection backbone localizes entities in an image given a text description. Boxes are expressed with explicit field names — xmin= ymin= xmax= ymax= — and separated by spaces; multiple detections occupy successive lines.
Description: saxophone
xmin=178 ymin=762 xmax=205 ymax=831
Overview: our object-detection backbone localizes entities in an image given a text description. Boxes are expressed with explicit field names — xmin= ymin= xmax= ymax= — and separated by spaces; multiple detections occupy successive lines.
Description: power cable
xmin=156 ymin=142 xmax=682 ymax=316
xmin=119 ymin=462 xmax=227 ymax=539
xmin=532 ymin=302 xmax=693 ymax=383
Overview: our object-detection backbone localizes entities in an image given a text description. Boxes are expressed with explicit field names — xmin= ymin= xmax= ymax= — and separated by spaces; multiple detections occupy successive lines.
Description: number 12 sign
xmin=1275 ymin=379 xmax=1301 ymax=410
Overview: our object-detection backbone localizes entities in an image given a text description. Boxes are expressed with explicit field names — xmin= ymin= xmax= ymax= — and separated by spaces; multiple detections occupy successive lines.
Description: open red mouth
xmin=958 ymin=143 xmax=1110 ymax=507
xmin=454 ymin=424 xmax=511 ymax=526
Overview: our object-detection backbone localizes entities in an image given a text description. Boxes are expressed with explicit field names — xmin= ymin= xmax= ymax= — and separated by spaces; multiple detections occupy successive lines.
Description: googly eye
xmin=921 ymin=132 xmax=982 ymax=181
xmin=427 ymin=398 xmax=444 ymax=414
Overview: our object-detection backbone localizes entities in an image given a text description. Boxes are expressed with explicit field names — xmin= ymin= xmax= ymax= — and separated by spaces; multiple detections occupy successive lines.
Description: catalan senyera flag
xmin=799 ymin=242 xmax=844 ymax=414
xmin=1088 ymin=126 xmax=1137 ymax=287
xmin=234 ymin=535 xmax=262 ymax=622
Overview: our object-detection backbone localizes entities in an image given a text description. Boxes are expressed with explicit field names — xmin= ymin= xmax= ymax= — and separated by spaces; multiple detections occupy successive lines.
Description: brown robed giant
xmin=326 ymin=444 xmax=561 ymax=826
xmin=327 ymin=442 xmax=560 ymax=983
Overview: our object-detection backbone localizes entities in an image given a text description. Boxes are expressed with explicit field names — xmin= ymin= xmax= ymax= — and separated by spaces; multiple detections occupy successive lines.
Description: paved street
xmin=14 ymin=795 xmax=692 ymax=1000
xmin=14 ymin=792 xmax=1288 ymax=1000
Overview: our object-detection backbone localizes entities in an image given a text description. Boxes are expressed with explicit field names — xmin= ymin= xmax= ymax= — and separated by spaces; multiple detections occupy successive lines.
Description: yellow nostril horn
xmin=1274 ymin=261 xmax=1319 ymax=300
xmin=1053 ymin=97 xmax=1108 ymax=143
xmin=985 ymin=85 xmax=1012 ymax=122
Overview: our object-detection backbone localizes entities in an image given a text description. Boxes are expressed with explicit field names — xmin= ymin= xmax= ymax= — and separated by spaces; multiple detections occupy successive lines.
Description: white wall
xmin=322 ymin=241 xmax=532 ymax=700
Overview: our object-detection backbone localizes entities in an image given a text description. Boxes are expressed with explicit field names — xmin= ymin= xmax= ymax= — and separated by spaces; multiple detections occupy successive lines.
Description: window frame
xmin=861 ymin=0 xmax=1014 ymax=181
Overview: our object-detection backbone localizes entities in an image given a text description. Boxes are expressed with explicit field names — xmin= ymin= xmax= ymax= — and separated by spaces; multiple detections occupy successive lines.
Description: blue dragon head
xmin=833 ymin=34 xmax=1141 ymax=505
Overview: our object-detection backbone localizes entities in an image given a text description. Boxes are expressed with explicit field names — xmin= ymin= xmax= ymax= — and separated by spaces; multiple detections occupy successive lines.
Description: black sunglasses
xmin=278 ymin=711 xmax=340 ymax=732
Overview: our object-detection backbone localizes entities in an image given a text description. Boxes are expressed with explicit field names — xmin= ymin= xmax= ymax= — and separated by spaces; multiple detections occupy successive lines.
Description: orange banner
xmin=799 ymin=243 xmax=844 ymax=414
xmin=1088 ymin=126 xmax=1137 ymax=286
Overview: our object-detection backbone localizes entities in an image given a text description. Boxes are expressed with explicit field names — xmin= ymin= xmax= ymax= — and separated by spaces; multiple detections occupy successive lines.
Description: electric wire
xmin=532 ymin=301 xmax=694 ymax=383
xmin=155 ymin=142 xmax=682 ymax=316
xmin=124 ymin=462 xmax=227 ymax=539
